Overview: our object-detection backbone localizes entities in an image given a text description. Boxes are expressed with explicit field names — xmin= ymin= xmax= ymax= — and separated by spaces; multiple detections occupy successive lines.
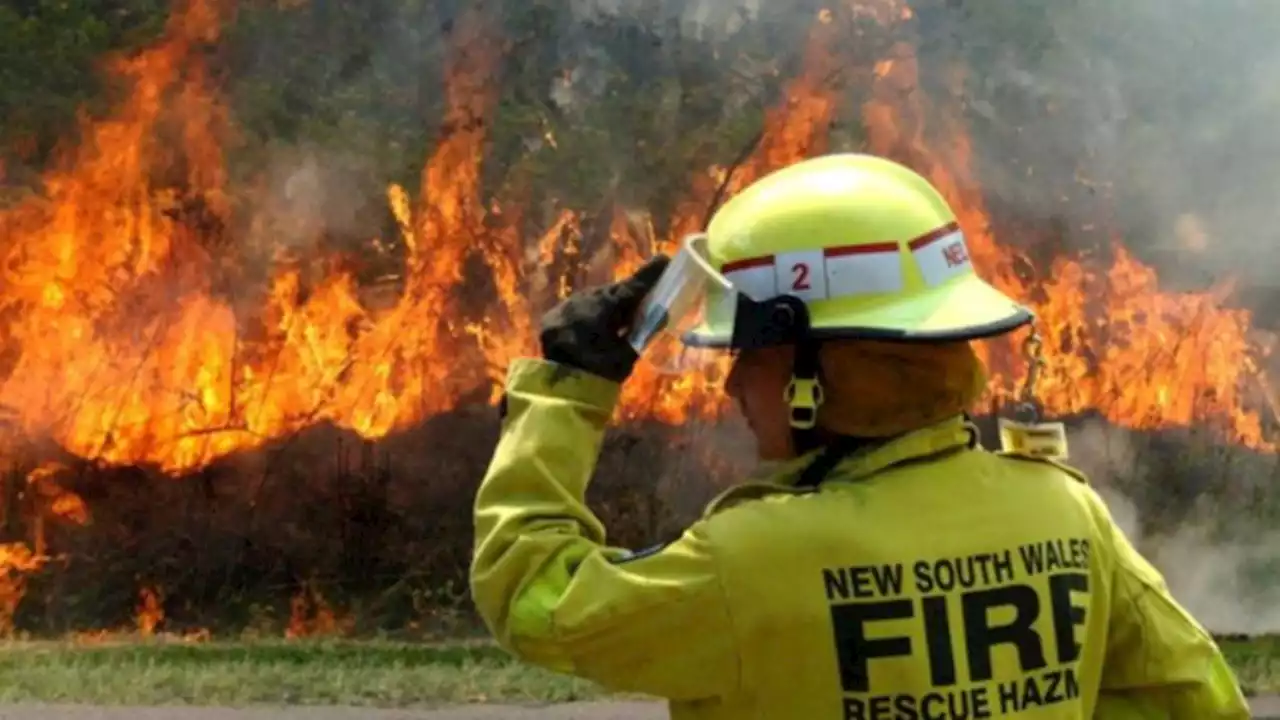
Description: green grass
xmin=0 ymin=636 xmax=1270 ymax=707
xmin=0 ymin=638 xmax=613 ymax=707
xmin=1223 ymin=636 xmax=1280 ymax=697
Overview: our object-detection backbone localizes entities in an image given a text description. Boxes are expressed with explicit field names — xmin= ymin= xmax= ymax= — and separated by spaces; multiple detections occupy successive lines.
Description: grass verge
xmin=0 ymin=636 xmax=1271 ymax=707
xmin=0 ymin=638 xmax=611 ymax=707
xmin=1225 ymin=636 xmax=1280 ymax=697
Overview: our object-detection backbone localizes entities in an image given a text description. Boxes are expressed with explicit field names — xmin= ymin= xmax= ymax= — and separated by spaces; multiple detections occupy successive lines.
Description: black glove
xmin=540 ymin=255 xmax=671 ymax=383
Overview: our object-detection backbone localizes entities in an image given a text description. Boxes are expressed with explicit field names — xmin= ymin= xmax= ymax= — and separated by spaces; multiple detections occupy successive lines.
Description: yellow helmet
xmin=626 ymin=152 xmax=1033 ymax=439
xmin=686 ymin=152 xmax=1032 ymax=347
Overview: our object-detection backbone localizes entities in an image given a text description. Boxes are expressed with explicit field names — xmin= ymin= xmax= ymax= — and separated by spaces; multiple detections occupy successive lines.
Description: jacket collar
xmin=757 ymin=414 xmax=980 ymax=487
xmin=703 ymin=415 xmax=981 ymax=517
xmin=812 ymin=413 xmax=980 ymax=485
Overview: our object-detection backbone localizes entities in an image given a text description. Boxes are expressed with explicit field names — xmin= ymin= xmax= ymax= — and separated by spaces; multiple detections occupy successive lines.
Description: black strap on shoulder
xmin=796 ymin=435 xmax=882 ymax=488
xmin=798 ymin=420 xmax=981 ymax=489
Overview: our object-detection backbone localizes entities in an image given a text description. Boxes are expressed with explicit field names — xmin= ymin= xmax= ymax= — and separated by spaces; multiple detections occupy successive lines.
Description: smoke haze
xmin=1072 ymin=419 xmax=1280 ymax=634
xmin=957 ymin=0 xmax=1280 ymax=300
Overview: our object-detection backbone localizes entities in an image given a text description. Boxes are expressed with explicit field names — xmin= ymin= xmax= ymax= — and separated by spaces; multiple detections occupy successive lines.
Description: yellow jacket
xmin=470 ymin=359 xmax=1251 ymax=719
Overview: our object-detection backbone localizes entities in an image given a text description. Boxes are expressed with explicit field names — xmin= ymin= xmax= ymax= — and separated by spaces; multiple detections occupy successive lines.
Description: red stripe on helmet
xmin=721 ymin=255 xmax=775 ymax=273
xmin=719 ymin=221 xmax=961 ymax=271
xmin=823 ymin=241 xmax=900 ymax=257
xmin=907 ymin=221 xmax=963 ymax=251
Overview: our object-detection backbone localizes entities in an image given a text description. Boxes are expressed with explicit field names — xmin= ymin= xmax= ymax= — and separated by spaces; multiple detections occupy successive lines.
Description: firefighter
xmin=469 ymin=153 xmax=1251 ymax=719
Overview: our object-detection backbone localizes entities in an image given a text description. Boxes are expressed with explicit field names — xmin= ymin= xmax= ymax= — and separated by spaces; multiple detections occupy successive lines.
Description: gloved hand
xmin=539 ymin=255 xmax=671 ymax=383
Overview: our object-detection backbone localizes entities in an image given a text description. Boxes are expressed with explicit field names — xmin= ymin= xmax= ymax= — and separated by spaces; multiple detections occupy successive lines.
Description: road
xmin=0 ymin=698 xmax=1278 ymax=719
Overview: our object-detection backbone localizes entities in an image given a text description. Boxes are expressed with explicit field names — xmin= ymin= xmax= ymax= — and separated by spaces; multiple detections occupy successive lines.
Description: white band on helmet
xmin=720 ymin=222 xmax=971 ymax=302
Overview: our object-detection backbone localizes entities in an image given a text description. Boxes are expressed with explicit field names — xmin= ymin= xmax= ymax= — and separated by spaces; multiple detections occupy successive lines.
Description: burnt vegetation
xmin=2 ymin=413 xmax=715 ymax=636
xmin=0 ymin=412 xmax=1275 ymax=637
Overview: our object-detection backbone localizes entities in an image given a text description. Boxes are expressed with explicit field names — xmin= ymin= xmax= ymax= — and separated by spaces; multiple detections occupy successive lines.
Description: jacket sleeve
xmin=1097 ymin=499 xmax=1251 ymax=720
xmin=469 ymin=357 xmax=740 ymax=700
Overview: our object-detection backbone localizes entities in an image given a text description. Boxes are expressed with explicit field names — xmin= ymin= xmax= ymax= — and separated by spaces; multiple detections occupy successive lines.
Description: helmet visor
xmin=627 ymin=233 xmax=743 ymax=374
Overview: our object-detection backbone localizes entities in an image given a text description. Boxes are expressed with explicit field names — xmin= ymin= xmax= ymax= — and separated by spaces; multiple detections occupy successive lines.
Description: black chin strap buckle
xmin=731 ymin=294 xmax=808 ymax=349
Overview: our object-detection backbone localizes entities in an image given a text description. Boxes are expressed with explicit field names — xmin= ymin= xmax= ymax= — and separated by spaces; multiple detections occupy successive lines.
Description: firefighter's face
xmin=725 ymin=345 xmax=795 ymax=460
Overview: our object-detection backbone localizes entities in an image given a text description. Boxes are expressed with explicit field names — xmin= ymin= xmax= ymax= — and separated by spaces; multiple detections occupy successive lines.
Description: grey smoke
xmin=246 ymin=142 xmax=381 ymax=255
xmin=1071 ymin=419 xmax=1280 ymax=634
xmin=962 ymin=0 xmax=1280 ymax=298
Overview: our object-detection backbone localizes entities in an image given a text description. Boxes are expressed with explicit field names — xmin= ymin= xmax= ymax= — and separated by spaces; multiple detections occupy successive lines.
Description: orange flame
xmin=285 ymin=583 xmax=350 ymax=639
xmin=0 ymin=0 xmax=243 ymax=472
xmin=137 ymin=586 xmax=165 ymax=637
xmin=0 ymin=463 xmax=91 ymax=622
xmin=28 ymin=463 xmax=90 ymax=527
xmin=0 ymin=0 xmax=1271 ymax=494
xmin=0 ymin=543 xmax=44 ymax=635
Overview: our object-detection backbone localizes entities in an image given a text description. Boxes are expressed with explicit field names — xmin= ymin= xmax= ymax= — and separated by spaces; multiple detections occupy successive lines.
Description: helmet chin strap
xmin=733 ymin=293 xmax=892 ymax=486
xmin=788 ymin=330 xmax=886 ymax=488
xmin=729 ymin=293 xmax=827 ymax=455
xmin=786 ymin=334 xmax=825 ymax=455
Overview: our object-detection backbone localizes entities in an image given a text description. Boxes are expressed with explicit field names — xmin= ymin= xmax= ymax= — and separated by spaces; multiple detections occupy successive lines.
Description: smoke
xmin=218 ymin=0 xmax=462 ymax=275
xmin=244 ymin=142 xmax=386 ymax=255
xmin=669 ymin=411 xmax=757 ymax=516
xmin=1070 ymin=418 xmax=1280 ymax=634
xmin=215 ymin=0 xmax=1280 ymax=295
xmin=957 ymin=0 xmax=1280 ymax=298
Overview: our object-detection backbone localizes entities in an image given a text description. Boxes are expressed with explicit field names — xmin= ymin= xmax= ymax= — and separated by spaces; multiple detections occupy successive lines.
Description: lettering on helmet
xmin=942 ymin=241 xmax=969 ymax=269
xmin=911 ymin=223 xmax=971 ymax=288
xmin=791 ymin=261 xmax=813 ymax=291
xmin=821 ymin=538 xmax=1091 ymax=719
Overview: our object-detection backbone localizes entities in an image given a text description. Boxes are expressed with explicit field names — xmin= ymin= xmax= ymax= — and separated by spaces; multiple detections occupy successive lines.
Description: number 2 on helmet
xmin=791 ymin=262 xmax=811 ymax=291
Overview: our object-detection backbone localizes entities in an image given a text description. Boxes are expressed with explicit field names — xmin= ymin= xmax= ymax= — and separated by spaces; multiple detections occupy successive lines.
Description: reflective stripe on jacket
xmin=470 ymin=358 xmax=1251 ymax=720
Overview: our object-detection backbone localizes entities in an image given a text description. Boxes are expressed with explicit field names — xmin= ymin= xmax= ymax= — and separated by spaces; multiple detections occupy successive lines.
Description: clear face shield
xmin=628 ymin=234 xmax=807 ymax=375
xmin=627 ymin=234 xmax=739 ymax=375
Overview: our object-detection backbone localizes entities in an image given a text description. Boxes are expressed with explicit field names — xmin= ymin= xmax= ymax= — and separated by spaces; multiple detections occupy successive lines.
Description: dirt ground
xmin=0 ymin=698 xmax=1278 ymax=719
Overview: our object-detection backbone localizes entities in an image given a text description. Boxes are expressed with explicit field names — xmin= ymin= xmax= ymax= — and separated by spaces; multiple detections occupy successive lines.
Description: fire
xmin=0 ymin=543 xmax=43 ymax=634
xmin=0 ymin=0 xmax=243 ymax=472
xmin=0 ymin=0 xmax=1271 ymax=495
xmin=0 ymin=2 xmax=504 ymax=472
xmin=137 ymin=586 xmax=165 ymax=637
xmin=286 ymin=583 xmax=350 ymax=639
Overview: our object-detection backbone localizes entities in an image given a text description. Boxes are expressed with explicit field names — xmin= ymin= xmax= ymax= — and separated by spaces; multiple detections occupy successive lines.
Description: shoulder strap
xmin=795 ymin=436 xmax=883 ymax=488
